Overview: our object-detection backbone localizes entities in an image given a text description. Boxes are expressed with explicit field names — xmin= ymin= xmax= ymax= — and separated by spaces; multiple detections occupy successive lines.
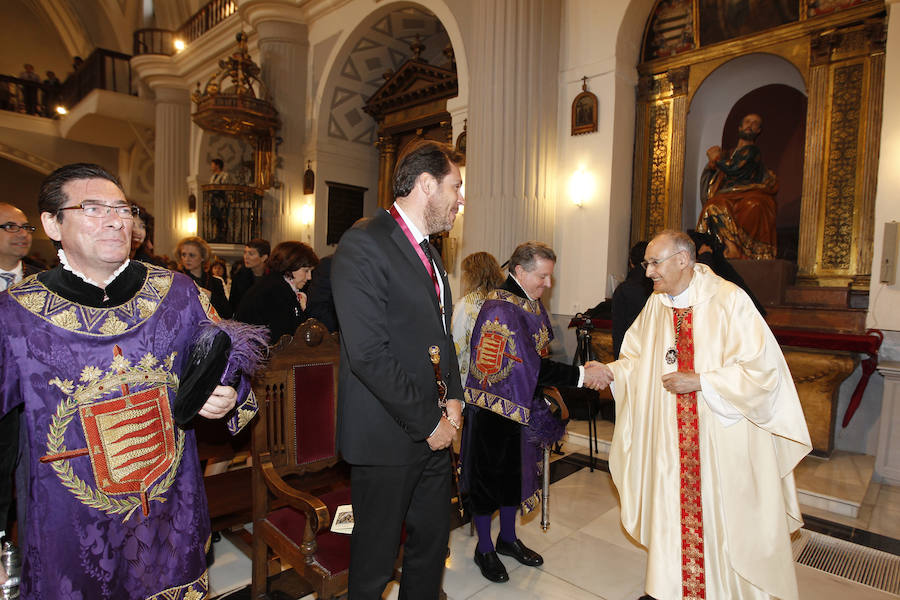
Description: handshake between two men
xmin=582 ymin=361 xmax=614 ymax=391
xmin=580 ymin=361 xmax=703 ymax=395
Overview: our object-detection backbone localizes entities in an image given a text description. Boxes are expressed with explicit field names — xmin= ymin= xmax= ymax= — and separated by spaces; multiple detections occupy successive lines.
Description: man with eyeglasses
xmin=0 ymin=203 xmax=40 ymax=292
xmin=0 ymin=163 xmax=267 ymax=599
xmin=0 ymin=202 xmax=42 ymax=582
xmin=595 ymin=230 xmax=811 ymax=600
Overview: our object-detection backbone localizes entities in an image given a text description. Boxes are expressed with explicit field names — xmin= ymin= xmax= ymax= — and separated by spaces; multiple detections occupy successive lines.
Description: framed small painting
xmin=571 ymin=78 xmax=598 ymax=135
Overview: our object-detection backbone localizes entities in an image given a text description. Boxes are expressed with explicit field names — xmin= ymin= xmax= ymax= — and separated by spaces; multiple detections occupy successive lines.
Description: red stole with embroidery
xmin=674 ymin=307 xmax=705 ymax=599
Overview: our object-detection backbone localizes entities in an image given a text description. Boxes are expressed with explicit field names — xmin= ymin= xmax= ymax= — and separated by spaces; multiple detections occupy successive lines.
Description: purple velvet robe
xmin=0 ymin=266 xmax=258 ymax=600
xmin=461 ymin=290 xmax=561 ymax=513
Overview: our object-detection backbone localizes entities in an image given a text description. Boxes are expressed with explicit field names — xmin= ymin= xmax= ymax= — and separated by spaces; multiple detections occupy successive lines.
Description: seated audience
xmin=130 ymin=206 xmax=165 ymax=266
xmin=210 ymin=257 xmax=230 ymax=297
xmin=175 ymin=236 xmax=232 ymax=318
xmin=229 ymin=238 xmax=270 ymax=309
xmin=235 ymin=241 xmax=319 ymax=343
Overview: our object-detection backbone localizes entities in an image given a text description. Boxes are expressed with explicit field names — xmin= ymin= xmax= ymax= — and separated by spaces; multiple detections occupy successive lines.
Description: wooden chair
xmin=251 ymin=320 xmax=351 ymax=600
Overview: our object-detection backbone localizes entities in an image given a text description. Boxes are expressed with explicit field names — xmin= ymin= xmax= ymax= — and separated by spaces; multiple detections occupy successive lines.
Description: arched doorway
xmin=309 ymin=2 xmax=466 ymax=248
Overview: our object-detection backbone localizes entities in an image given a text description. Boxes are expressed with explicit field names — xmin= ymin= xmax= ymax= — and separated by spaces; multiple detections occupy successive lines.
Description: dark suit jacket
xmin=332 ymin=209 xmax=462 ymax=466
xmin=235 ymin=272 xmax=306 ymax=344
xmin=23 ymin=262 xmax=42 ymax=278
xmin=182 ymin=269 xmax=232 ymax=319
xmin=1 ymin=261 xmax=43 ymax=531
xmin=229 ymin=267 xmax=260 ymax=312
xmin=307 ymin=255 xmax=338 ymax=332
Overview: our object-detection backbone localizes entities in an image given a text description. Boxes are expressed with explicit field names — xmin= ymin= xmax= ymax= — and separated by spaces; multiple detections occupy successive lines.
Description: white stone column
xmin=463 ymin=0 xmax=562 ymax=262
xmin=152 ymin=86 xmax=192 ymax=258
xmin=245 ymin=9 xmax=310 ymax=247
xmin=876 ymin=361 xmax=900 ymax=484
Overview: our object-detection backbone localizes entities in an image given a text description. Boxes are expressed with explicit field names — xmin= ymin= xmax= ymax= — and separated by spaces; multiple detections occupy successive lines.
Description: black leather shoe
xmin=474 ymin=549 xmax=509 ymax=582
xmin=495 ymin=536 xmax=543 ymax=567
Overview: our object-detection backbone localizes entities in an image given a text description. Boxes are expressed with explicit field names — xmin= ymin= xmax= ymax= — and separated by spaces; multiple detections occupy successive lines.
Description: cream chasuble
xmin=608 ymin=264 xmax=811 ymax=600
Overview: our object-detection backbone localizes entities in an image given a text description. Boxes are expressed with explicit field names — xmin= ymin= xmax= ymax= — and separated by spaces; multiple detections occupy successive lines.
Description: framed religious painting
xmin=571 ymin=77 xmax=597 ymax=135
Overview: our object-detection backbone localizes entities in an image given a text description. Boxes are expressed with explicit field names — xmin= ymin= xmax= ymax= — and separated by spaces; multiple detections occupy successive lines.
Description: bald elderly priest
xmin=597 ymin=230 xmax=811 ymax=600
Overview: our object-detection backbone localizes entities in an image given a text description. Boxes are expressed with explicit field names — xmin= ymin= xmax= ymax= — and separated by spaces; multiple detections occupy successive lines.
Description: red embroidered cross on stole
xmin=674 ymin=307 xmax=705 ymax=599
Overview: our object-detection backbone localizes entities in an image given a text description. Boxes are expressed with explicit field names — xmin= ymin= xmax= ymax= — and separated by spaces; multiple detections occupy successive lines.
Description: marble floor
xmin=211 ymin=421 xmax=900 ymax=600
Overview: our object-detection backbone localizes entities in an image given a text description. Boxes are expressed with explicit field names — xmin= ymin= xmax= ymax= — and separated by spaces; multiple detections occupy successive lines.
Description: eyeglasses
xmin=641 ymin=250 xmax=683 ymax=270
xmin=0 ymin=222 xmax=37 ymax=233
xmin=57 ymin=202 xmax=140 ymax=219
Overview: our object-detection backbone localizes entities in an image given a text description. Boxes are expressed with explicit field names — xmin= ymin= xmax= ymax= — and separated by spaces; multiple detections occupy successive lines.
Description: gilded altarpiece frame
xmin=632 ymin=2 xmax=886 ymax=289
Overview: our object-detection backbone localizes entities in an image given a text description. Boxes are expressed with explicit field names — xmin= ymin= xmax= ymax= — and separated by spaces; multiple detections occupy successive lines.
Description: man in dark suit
xmin=0 ymin=202 xmax=41 ymax=540
xmin=332 ymin=141 xmax=465 ymax=599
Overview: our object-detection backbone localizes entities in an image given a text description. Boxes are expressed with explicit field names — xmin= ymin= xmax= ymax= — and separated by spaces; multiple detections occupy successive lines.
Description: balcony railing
xmin=201 ymin=184 xmax=263 ymax=244
xmin=0 ymin=75 xmax=58 ymax=117
xmin=134 ymin=0 xmax=238 ymax=57
xmin=61 ymin=49 xmax=134 ymax=108
xmin=0 ymin=49 xmax=134 ymax=118
xmin=133 ymin=29 xmax=176 ymax=56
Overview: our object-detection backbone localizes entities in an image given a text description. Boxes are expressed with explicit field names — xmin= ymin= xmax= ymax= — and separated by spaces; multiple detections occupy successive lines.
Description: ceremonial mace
xmin=540 ymin=386 xmax=569 ymax=532
xmin=428 ymin=345 xmax=465 ymax=518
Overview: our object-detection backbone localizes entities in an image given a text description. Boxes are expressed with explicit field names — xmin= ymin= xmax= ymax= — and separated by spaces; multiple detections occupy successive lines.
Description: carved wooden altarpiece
xmin=363 ymin=40 xmax=459 ymax=211
xmin=633 ymin=1 xmax=886 ymax=290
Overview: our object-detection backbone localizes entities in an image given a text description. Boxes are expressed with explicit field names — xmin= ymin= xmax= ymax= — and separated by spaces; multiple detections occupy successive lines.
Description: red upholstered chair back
xmin=253 ymin=320 xmax=340 ymax=476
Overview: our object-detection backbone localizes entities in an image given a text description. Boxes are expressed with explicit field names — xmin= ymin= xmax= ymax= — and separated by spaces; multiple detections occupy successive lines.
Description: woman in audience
xmin=451 ymin=251 xmax=505 ymax=386
xmin=175 ymin=236 xmax=232 ymax=318
xmin=210 ymin=257 xmax=230 ymax=297
xmin=130 ymin=207 xmax=165 ymax=266
xmin=235 ymin=241 xmax=319 ymax=343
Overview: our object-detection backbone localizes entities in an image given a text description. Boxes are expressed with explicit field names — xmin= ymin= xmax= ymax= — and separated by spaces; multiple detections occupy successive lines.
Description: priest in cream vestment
xmin=601 ymin=230 xmax=811 ymax=600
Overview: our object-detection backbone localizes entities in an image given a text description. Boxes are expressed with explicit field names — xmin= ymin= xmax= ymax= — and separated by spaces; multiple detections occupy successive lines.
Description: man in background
xmin=332 ymin=141 xmax=464 ymax=599
xmin=230 ymin=238 xmax=270 ymax=311
xmin=0 ymin=202 xmax=41 ymax=548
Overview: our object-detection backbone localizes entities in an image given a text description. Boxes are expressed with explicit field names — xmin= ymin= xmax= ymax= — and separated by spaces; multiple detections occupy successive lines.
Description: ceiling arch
xmin=324 ymin=5 xmax=452 ymax=145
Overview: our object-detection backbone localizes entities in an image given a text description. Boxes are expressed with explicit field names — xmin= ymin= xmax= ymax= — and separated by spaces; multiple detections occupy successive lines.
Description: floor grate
xmin=792 ymin=528 xmax=900 ymax=595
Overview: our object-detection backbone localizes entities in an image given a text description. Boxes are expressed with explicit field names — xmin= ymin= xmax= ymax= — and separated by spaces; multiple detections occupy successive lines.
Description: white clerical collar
xmin=391 ymin=203 xmax=427 ymax=244
xmin=510 ymin=273 xmax=537 ymax=301
xmin=58 ymin=249 xmax=130 ymax=288
xmin=668 ymin=285 xmax=691 ymax=308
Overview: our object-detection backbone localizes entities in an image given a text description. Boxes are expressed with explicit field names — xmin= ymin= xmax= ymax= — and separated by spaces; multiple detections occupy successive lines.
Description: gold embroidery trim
xmin=9 ymin=265 xmax=174 ymax=336
xmin=145 ymin=568 xmax=209 ymax=600
xmin=463 ymin=388 xmax=530 ymax=425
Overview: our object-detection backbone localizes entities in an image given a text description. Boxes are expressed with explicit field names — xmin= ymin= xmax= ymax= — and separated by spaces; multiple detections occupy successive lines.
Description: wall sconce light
xmin=174 ymin=38 xmax=186 ymax=52
xmin=55 ymin=105 xmax=68 ymax=115
xmin=568 ymin=166 xmax=595 ymax=207
xmin=188 ymin=193 xmax=197 ymax=213
xmin=300 ymin=203 xmax=314 ymax=226
xmin=303 ymin=160 xmax=315 ymax=195
xmin=185 ymin=214 xmax=197 ymax=234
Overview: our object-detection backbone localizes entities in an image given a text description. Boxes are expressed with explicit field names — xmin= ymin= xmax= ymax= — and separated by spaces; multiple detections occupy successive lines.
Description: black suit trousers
xmin=348 ymin=449 xmax=450 ymax=600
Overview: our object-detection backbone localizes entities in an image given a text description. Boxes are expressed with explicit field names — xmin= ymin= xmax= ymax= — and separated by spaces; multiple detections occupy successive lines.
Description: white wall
xmin=868 ymin=1 xmax=900 ymax=349
xmin=552 ymin=0 xmax=652 ymax=319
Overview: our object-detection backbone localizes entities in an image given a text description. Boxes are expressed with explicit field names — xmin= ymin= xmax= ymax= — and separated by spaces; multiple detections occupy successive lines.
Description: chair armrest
xmin=260 ymin=461 xmax=331 ymax=534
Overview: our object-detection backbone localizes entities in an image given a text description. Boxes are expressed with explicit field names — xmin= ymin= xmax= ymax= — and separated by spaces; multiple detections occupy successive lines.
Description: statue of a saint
xmin=696 ymin=113 xmax=778 ymax=259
